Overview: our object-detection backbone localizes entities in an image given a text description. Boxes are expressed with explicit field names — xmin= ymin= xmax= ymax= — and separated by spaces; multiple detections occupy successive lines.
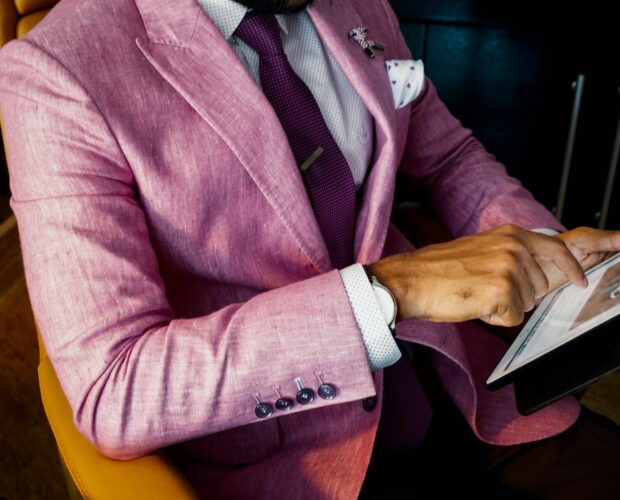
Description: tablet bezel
xmin=486 ymin=253 xmax=620 ymax=390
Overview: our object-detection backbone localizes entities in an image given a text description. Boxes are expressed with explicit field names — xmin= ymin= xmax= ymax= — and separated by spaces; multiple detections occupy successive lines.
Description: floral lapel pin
xmin=347 ymin=27 xmax=386 ymax=59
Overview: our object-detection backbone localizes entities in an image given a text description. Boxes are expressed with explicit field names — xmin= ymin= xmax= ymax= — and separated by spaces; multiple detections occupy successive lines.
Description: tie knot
xmin=235 ymin=12 xmax=284 ymax=58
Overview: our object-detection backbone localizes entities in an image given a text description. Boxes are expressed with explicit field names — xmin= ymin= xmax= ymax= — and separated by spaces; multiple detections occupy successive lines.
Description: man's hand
xmin=535 ymin=227 xmax=620 ymax=292
xmin=369 ymin=224 xmax=589 ymax=327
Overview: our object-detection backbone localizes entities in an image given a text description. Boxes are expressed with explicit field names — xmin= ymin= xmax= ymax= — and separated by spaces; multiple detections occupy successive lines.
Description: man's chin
xmin=232 ymin=0 xmax=315 ymax=15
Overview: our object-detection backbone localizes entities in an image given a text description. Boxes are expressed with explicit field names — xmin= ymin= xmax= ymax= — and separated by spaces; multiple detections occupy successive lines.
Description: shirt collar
xmin=197 ymin=0 xmax=291 ymax=41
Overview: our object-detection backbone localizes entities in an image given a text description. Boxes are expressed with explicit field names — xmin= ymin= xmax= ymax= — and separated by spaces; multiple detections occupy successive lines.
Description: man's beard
xmin=232 ymin=0 xmax=315 ymax=15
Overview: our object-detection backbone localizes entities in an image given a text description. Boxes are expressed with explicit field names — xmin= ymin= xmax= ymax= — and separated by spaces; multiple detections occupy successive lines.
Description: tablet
xmin=486 ymin=252 xmax=620 ymax=389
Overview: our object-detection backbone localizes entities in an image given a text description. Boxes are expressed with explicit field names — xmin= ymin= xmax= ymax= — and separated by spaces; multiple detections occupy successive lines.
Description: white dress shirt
xmin=196 ymin=0 xmax=401 ymax=370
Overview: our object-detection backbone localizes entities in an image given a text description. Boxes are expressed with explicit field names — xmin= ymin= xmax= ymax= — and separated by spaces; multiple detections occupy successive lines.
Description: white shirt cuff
xmin=339 ymin=264 xmax=402 ymax=371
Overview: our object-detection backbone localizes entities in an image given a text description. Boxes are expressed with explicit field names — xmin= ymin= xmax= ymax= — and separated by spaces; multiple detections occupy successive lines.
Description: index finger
xmin=523 ymin=232 xmax=587 ymax=288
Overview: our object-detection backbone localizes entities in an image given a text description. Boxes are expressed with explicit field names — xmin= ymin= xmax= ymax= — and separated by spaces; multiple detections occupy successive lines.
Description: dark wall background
xmin=390 ymin=0 xmax=620 ymax=230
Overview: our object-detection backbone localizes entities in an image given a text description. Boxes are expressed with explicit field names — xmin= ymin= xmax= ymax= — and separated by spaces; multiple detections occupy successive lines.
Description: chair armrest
xmin=38 ymin=355 xmax=198 ymax=499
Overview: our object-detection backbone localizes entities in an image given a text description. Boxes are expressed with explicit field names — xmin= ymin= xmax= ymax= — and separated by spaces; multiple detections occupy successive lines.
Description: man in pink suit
xmin=1 ymin=0 xmax=619 ymax=497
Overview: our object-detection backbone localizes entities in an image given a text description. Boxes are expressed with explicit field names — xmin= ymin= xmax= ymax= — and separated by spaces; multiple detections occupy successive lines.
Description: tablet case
xmin=486 ymin=313 xmax=620 ymax=416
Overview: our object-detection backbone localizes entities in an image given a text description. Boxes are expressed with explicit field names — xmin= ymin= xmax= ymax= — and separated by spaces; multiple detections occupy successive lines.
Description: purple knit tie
xmin=235 ymin=12 xmax=356 ymax=269
xmin=378 ymin=342 xmax=433 ymax=454
xmin=236 ymin=12 xmax=432 ymax=454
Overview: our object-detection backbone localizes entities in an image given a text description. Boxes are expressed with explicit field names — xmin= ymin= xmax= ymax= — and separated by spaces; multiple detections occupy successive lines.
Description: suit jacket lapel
xmin=134 ymin=0 xmax=399 ymax=272
xmin=135 ymin=0 xmax=332 ymax=273
xmin=308 ymin=0 xmax=400 ymax=264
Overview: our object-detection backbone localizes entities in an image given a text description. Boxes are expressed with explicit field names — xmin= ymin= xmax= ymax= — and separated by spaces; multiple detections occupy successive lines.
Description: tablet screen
xmin=486 ymin=253 xmax=620 ymax=386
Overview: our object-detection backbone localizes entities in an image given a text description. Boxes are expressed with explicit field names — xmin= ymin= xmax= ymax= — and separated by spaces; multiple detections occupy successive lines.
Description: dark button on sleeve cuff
xmin=318 ymin=383 xmax=337 ymax=400
xmin=296 ymin=387 xmax=315 ymax=405
xmin=255 ymin=402 xmax=274 ymax=418
xmin=362 ymin=396 xmax=377 ymax=412
xmin=276 ymin=397 xmax=294 ymax=410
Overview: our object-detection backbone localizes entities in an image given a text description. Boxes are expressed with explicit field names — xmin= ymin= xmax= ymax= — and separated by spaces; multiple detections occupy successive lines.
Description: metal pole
xmin=555 ymin=74 xmax=586 ymax=222
xmin=598 ymin=86 xmax=620 ymax=229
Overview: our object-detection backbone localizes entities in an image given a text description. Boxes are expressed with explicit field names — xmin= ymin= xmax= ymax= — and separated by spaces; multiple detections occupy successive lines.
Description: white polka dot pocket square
xmin=385 ymin=59 xmax=425 ymax=109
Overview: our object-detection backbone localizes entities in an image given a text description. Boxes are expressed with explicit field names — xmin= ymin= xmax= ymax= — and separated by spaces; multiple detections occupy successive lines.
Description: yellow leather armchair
xmin=36 ymin=327 xmax=197 ymax=500
xmin=1 ymin=2 xmax=197 ymax=498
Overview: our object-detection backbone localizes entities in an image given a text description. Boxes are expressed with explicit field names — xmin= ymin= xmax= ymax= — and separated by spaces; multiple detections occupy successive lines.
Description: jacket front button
xmin=255 ymin=402 xmax=274 ymax=418
xmin=362 ymin=396 xmax=377 ymax=412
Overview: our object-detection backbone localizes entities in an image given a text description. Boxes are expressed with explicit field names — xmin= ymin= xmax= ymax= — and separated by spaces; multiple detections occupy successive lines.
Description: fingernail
xmin=582 ymin=277 xmax=589 ymax=288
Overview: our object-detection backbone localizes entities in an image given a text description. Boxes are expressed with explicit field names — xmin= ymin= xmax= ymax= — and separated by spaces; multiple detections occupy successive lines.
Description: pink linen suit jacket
xmin=0 ymin=0 xmax=580 ymax=497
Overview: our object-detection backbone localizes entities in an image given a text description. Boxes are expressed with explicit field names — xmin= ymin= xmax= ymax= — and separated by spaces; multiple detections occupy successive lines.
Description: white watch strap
xmin=532 ymin=227 xmax=560 ymax=236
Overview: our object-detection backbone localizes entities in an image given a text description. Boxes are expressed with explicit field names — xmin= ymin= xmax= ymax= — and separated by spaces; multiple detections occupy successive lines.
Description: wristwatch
xmin=362 ymin=264 xmax=397 ymax=333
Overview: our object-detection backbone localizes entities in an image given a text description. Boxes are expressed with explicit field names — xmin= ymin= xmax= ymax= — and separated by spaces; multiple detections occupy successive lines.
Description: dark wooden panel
xmin=390 ymin=0 xmax=522 ymax=25
xmin=389 ymin=0 xmax=580 ymax=27
xmin=390 ymin=0 xmax=620 ymax=225
xmin=398 ymin=22 xmax=425 ymax=60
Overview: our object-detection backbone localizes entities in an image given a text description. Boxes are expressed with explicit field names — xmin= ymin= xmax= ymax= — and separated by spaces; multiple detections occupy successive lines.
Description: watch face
xmin=372 ymin=283 xmax=397 ymax=327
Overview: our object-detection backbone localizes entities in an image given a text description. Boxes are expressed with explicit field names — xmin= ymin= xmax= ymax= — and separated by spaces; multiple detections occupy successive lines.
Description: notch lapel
xmin=307 ymin=0 xmax=401 ymax=264
xmin=134 ymin=0 xmax=332 ymax=273
xmin=133 ymin=0 xmax=401 ymax=273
